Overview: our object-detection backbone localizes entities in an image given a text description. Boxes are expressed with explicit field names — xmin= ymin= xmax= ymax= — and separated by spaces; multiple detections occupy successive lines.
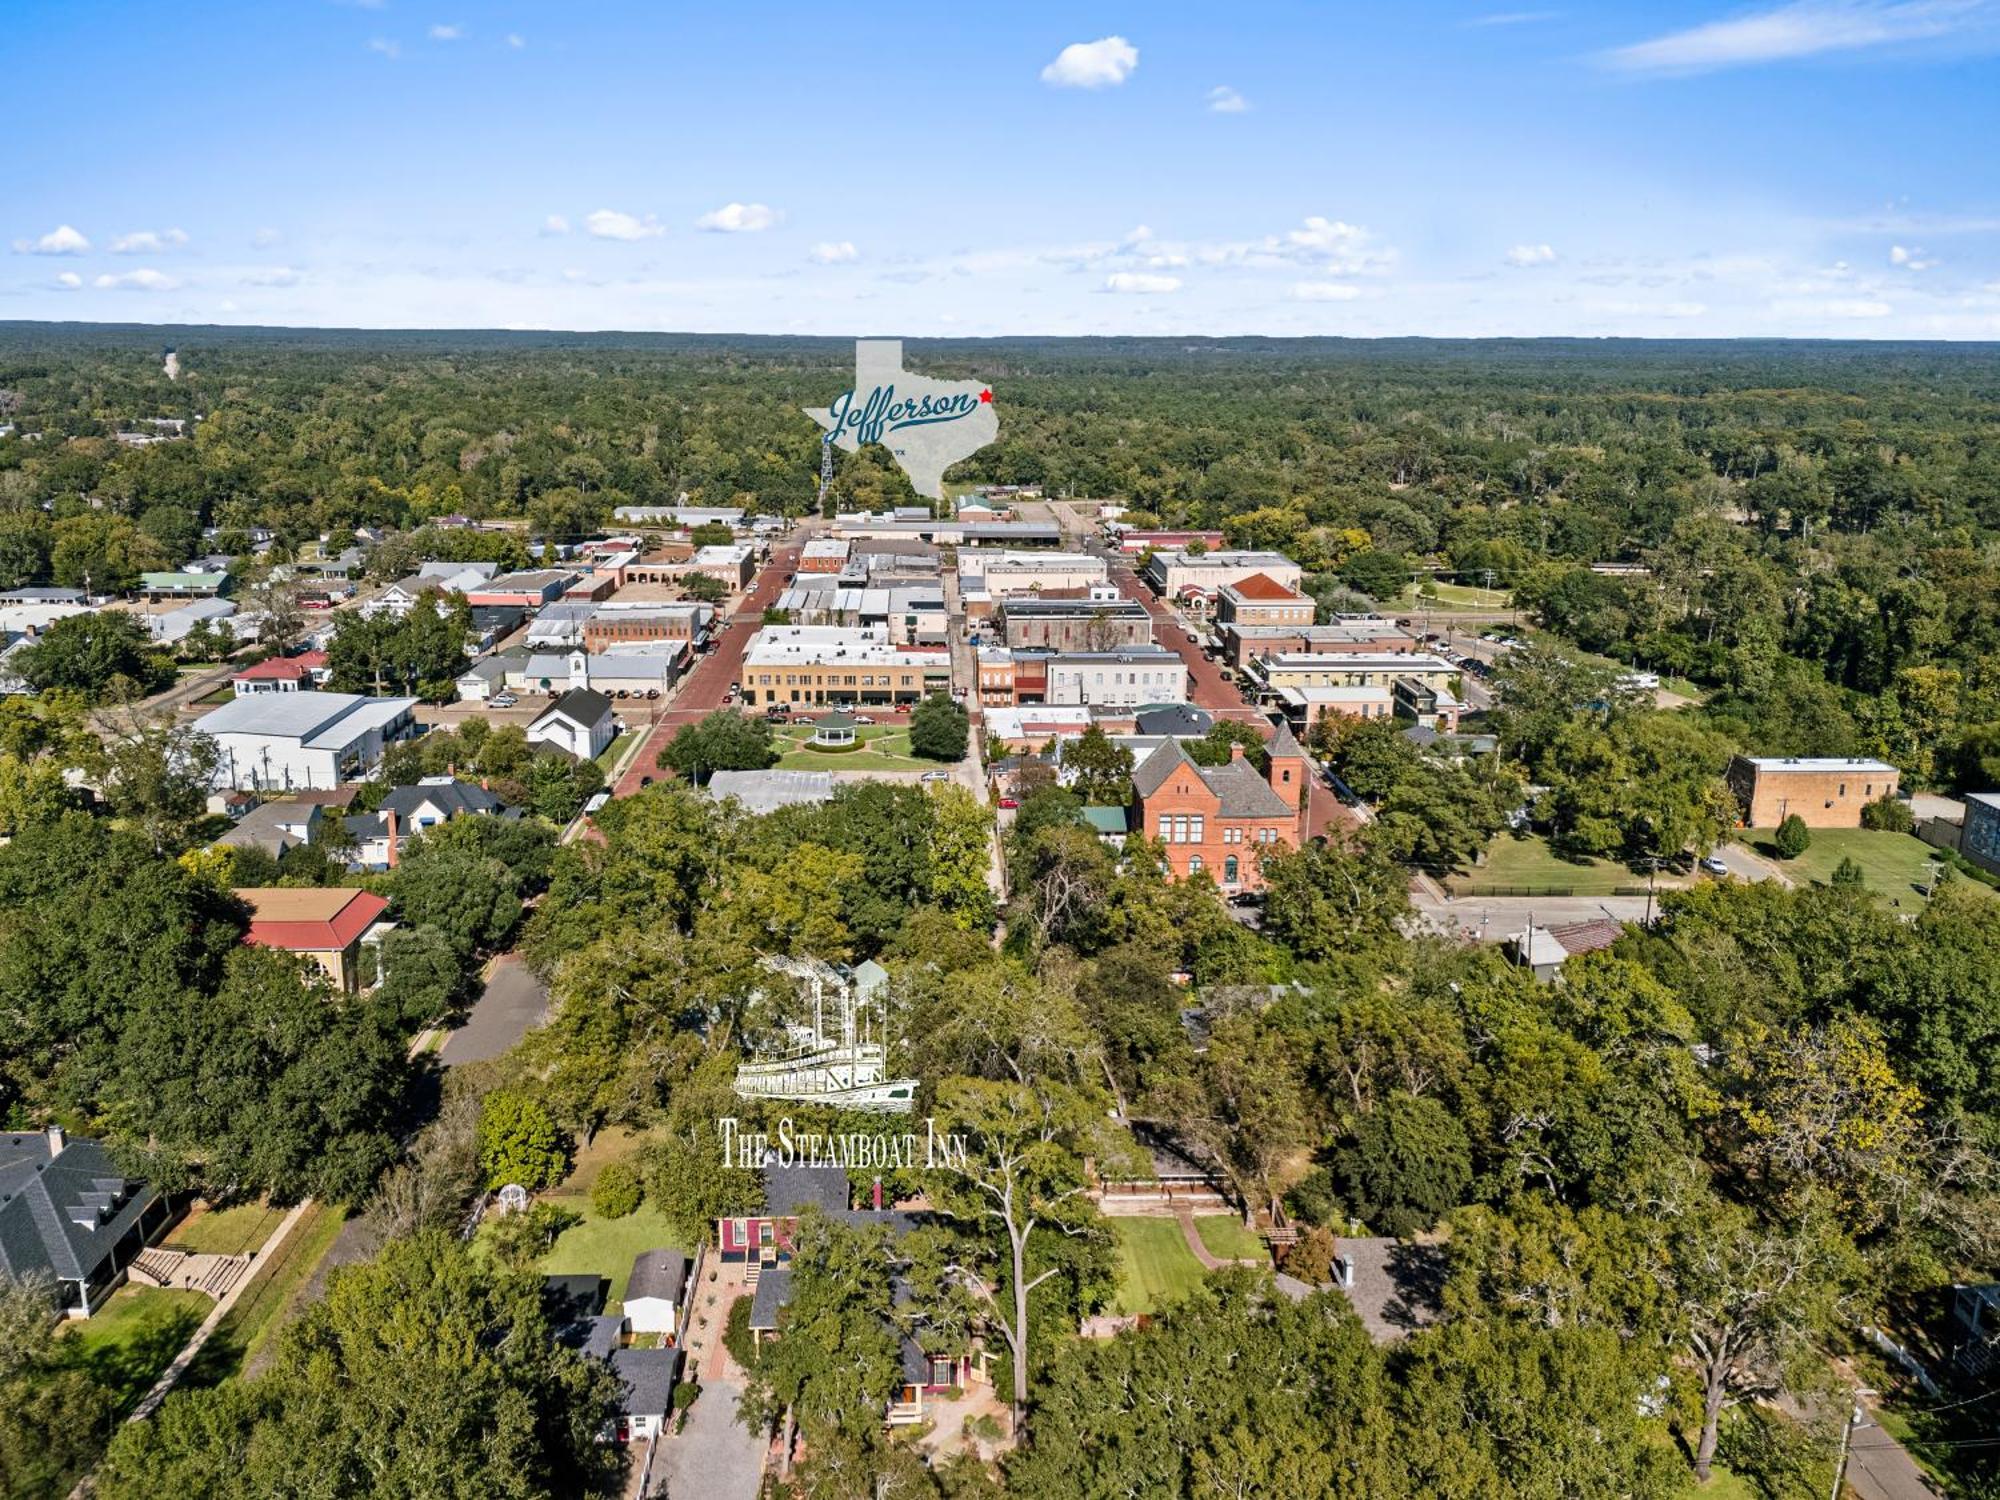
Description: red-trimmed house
xmin=724 ymin=1163 xmax=974 ymax=1427
xmin=236 ymin=886 xmax=392 ymax=993
xmin=232 ymin=651 xmax=330 ymax=694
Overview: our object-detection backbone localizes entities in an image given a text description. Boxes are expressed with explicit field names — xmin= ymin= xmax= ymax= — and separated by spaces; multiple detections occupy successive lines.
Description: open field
xmin=165 ymin=1198 xmax=287 ymax=1256
xmin=1192 ymin=1215 xmax=1266 ymax=1262
xmin=1449 ymin=834 xmax=1690 ymax=898
xmin=59 ymin=1286 xmax=209 ymax=1411
xmin=1398 ymin=580 xmax=1513 ymax=610
xmin=1745 ymin=827 xmax=1978 ymax=910
xmin=533 ymin=1199 xmax=692 ymax=1314
xmin=1110 ymin=1217 xmax=1209 ymax=1315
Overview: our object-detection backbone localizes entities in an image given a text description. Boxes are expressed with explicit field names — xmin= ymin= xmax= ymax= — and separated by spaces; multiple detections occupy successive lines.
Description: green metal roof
xmin=1081 ymin=805 xmax=1129 ymax=835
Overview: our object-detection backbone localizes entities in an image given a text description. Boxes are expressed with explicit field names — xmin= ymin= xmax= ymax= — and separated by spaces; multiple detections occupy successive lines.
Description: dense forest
xmin=4 ymin=324 xmax=1999 ymax=782
xmin=3 ymin=326 xmax=2000 ymax=1498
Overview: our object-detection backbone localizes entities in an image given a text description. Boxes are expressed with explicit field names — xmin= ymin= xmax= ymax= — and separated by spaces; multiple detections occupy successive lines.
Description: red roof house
xmin=237 ymin=887 xmax=390 ymax=992
xmin=231 ymin=651 xmax=330 ymax=694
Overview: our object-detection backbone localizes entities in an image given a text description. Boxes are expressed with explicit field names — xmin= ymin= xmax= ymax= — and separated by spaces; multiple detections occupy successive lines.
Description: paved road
xmin=652 ymin=1379 xmax=766 ymax=1500
xmin=1414 ymin=891 xmax=1655 ymax=942
xmin=613 ymin=537 xmax=806 ymax=797
xmin=438 ymin=954 xmax=550 ymax=1067
xmin=1846 ymin=1420 xmax=1943 ymax=1500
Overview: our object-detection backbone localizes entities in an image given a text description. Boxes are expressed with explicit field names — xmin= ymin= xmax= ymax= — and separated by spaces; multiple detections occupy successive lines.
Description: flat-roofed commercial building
xmin=582 ymin=601 xmax=715 ymax=650
xmin=1221 ymin=618 xmax=1416 ymax=670
xmin=1725 ymin=756 xmax=1901 ymax=829
xmin=997 ymin=595 xmax=1153 ymax=651
xmin=800 ymin=538 xmax=851 ymax=574
xmin=957 ymin=551 xmax=1108 ymax=598
xmin=741 ymin=626 xmax=952 ymax=708
xmin=1142 ymin=550 xmax=1304 ymax=609
xmin=1251 ymin=652 xmax=1459 ymax=694
xmin=194 ymin=691 xmax=421 ymax=790
xmin=1044 ymin=647 xmax=1188 ymax=708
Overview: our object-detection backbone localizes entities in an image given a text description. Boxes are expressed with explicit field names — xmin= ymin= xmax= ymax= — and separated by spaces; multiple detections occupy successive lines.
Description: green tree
xmin=908 ymin=693 xmax=969 ymax=762
xmin=680 ymin=572 xmax=728 ymax=604
xmin=15 ymin=610 xmax=175 ymax=700
xmin=1332 ymin=1090 xmax=1473 ymax=1237
xmin=477 ymin=1090 xmax=570 ymax=1190
xmin=1772 ymin=813 xmax=1811 ymax=860
xmin=590 ymin=1160 xmax=642 ymax=1219
xmin=114 ymin=946 xmax=407 ymax=1203
xmin=98 ymin=714 xmax=224 ymax=854
xmin=1337 ymin=549 xmax=1410 ymax=600
xmin=97 ymin=1234 xmax=623 ymax=1500
xmin=1064 ymin=723 xmax=1134 ymax=804
xmin=1831 ymin=854 xmax=1866 ymax=888
xmin=1259 ymin=837 xmax=1410 ymax=962
xmin=1859 ymin=794 xmax=1913 ymax=832
xmin=660 ymin=709 xmax=777 ymax=785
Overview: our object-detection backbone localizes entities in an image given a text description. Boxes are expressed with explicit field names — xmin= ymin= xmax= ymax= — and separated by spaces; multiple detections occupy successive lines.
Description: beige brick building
xmin=1725 ymin=755 xmax=1901 ymax=828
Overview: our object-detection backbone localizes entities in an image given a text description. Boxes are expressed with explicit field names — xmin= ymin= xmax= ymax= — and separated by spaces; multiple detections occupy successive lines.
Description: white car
xmin=1700 ymin=855 xmax=1730 ymax=876
xmin=490 ymin=692 xmax=518 ymax=708
xmin=920 ymin=770 xmax=950 ymax=783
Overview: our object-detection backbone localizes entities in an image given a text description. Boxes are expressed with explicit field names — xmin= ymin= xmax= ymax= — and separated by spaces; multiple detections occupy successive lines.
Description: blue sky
xmin=5 ymin=0 xmax=1999 ymax=337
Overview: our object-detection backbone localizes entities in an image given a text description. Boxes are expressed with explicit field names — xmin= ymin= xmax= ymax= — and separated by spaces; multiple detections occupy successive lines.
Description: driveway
xmin=1413 ymin=891 xmax=1654 ymax=943
xmin=438 ymin=954 xmax=549 ymax=1067
xmin=651 ymin=1379 xmax=766 ymax=1500
xmin=1712 ymin=839 xmax=1792 ymax=887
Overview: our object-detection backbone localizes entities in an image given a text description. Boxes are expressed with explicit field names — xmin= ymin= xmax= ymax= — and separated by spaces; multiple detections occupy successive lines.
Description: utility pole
xmin=1830 ymin=1394 xmax=1861 ymax=1500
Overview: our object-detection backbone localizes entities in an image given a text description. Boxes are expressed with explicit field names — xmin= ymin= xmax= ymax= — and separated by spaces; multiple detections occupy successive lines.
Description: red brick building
xmin=1130 ymin=723 xmax=1309 ymax=892
xmin=1214 ymin=572 xmax=1315 ymax=628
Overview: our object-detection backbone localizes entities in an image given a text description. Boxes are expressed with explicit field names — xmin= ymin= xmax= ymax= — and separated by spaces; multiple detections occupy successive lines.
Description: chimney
xmin=385 ymin=808 xmax=400 ymax=869
xmin=1230 ymin=741 xmax=1246 ymax=763
xmin=871 ymin=1178 xmax=883 ymax=1211
xmin=45 ymin=1124 xmax=65 ymax=1158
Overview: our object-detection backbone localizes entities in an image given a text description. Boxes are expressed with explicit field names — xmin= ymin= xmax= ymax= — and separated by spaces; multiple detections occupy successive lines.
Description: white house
xmin=192 ymin=691 xmax=421 ymax=790
xmin=526 ymin=688 xmax=614 ymax=761
xmin=622 ymin=1250 xmax=688 ymax=1339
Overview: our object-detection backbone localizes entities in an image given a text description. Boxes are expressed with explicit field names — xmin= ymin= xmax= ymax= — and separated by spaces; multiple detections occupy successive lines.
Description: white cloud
xmin=93 ymin=269 xmax=178 ymax=291
xmin=1103 ymin=272 xmax=1181 ymax=294
xmin=506 ymin=33 xmax=525 ymax=48
xmin=367 ymin=37 xmax=401 ymax=60
xmin=13 ymin=224 xmax=90 ymax=256
xmin=696 ymin=202 xmax=783 ymax=233
xmin=809 ymin=241 xmax=859 ymax=264
xmin=1269 ymin=216 xmax=1395 ymax=274
xmin=55 ymin=272 xmax=82 ymax=289
xmin=1772 ymin=296 xmax=1894 ymax=317
xmin=428 ymin=23 xmax=464 ymax=41
xmin=1507 ymin=242 xmax=1558 ymax=267
xmin=1889 ymin=243 xmax=1937 ymax=268
xmin=1601 ymin=0 xmax=1991 ymax=74
xmin=543 ymin=214 xmax=571 ymax=236
xmin=1206 ymin=85 xmax=1249 ymax=113
xmin=585 ymin=209 xmax=664 ymax=241
xmin=253 ymin=227 xmax=282 ymax=248
xmin=110 ymin=228 xmax=189 ymax=254
xmin=1292 ymin=281 xmax=1362 ymax=301
xmin=1040 ymin=36 xmax=1139 ymax=88
xmin=241 ymin=267 xmax=302 ymax=287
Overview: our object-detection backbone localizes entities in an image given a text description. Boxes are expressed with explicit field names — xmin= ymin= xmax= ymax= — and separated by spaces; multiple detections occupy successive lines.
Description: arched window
xmin=1224 ymin=855 xmax=1239 ymax=884
xmin=1188 ymin=855 xmax=1203 ymax=874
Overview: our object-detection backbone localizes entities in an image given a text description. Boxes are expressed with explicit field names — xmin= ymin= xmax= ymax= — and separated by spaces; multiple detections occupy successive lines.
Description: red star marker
xmin=978 ymin=388 xmax=993 ymax=403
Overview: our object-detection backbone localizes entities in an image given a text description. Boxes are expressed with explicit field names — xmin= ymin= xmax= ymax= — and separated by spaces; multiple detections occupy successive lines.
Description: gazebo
xmin=812 ymin=710 xmax=859 ymax=748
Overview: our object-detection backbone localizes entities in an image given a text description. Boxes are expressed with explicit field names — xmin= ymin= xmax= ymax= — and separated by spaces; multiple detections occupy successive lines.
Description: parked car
xmin=853 ymin=714 xmax=874 ymax=725
xmin=920 ymin=770 xmax=950 ymax=783
xmin=491 ymin=691 xmax=518 ymax=708
xmin=997 ymin=796 xmax=1019 ymax=809
xmin=1700 ymin=855 xmax=1730 ymax=876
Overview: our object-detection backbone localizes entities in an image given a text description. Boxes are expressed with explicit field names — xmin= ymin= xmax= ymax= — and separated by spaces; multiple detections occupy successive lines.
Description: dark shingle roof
xmin=625 ymin=1248 xmax=688 ymax=1305
xmin=765 ymin=1164 xmax=851 ymax=1219
xmin=1132 ymin=739 xmax=1293 ymax=819
xmin=610 ymin=1346 xmax=684 ymax=1417
xmin=1134 ymin=704 xmax=1213 ymax=738
xmin=749 ymin=1264 xmax=792 ymax=1331
xmin=1131 ymin=737 xmax=1195 ymax=798
xmin=543 ymin=688 xmax=612 ymax=727
xmin=378 ymin=780 xmax=507 ymax=820
xmin=0 ymin=1133 xmax=161 ymax=1285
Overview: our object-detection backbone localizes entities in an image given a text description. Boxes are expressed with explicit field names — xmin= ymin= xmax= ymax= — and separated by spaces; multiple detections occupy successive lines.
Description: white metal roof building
xmin=193 ymin=691 xmax=421 ymax=790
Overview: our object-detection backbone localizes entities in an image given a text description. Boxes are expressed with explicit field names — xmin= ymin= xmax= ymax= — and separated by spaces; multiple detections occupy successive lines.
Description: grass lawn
xmin=59 ymin=1286 xmax=209 ymax=1411
xmin=194 ymin=685 xmax=235 ymax=706
xmin=534 ymin=1199 xmax=692 ymax=1313
xmin=592 ymin=729 xmax=626 ymax=773
xmin=773 ymin=723 xmax=932 ymax=772
xmin=548 ymin=1126 xmax=655 ymax=1200
xmin=1110 ymin=1218 xmax=1210 ymax=1315
xmin=204 ymin=1202 xmax=346 ymax=1381
xmin=1746 ymin=828 xmax=1974 ymax=911
xmin=164 ymin=1198 xmax=287 ymax=1256
xmin=1192 ymin=1215 xmax=1266 ymax=1263
xmin=1398 ymin=581 xmax=1513 ymax=611
xmin=1450 ymin=834 xmax=1690 ymax=898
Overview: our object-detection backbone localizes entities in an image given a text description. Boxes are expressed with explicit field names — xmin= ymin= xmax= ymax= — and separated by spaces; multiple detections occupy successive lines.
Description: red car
xmin=997 ymin=796 xmax=1019 ymax=809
